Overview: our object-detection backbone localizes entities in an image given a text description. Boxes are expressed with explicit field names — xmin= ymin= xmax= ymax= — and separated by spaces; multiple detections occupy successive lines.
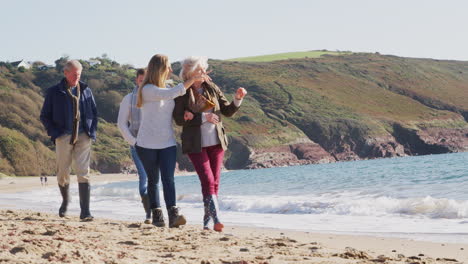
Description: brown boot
xmin=168 ymin=206 xmax=186 ymax=228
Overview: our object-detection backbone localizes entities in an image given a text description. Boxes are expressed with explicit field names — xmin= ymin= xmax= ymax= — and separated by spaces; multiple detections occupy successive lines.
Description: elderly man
xmin=40 ymin=60 xmax=98 ymax=221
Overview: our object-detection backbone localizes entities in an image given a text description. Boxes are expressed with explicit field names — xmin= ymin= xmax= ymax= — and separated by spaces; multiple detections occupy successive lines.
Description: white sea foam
xmin=175 ymin=193 xmax=468 ymax=219
xmin=93 ymin=185 xmax=140 ymax=199
xmin=89 ymin=185 xmax=468 ymax=219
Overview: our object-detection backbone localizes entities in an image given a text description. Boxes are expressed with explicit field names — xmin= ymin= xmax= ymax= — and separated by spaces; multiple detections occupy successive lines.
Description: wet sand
xmin=0 ymin=173 xmax=137 ymax=194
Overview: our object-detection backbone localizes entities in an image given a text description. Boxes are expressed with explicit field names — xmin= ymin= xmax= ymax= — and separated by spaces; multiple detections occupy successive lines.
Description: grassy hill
xmin=227 ymin=50 xmax=351 ymax=62
xmin=210 ymin=53 xmax=467 ymax=165
xmin=0 ymin=52 xmax=467 ymax=175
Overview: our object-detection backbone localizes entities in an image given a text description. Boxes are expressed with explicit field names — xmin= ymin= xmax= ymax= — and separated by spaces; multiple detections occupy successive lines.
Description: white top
xmin=200 ymin=107 xmax=220 ymax=147
xmin=198 ymin=87 xmax=243 ymax=147
xmin=136 ymin=83 xmax=186 ymax=149
xmin=117 ymin=93 xmax=136 ymax=146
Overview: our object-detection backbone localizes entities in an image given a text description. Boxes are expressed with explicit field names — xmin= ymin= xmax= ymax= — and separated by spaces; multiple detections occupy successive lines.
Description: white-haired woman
xmin=173 ymin=56 xmax=247 ymax=232
xmin=135 ymin=54 xmax=207 ymax=228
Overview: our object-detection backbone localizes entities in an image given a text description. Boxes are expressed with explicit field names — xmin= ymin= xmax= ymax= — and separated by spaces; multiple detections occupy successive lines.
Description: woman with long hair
xmin=173 ymin=56 xmax=247 ymax=232
xmin=135 ymin=54 xmax=206 ymax=227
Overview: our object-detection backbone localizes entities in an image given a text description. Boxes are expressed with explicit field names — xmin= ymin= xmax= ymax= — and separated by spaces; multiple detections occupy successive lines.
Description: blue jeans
xmin=130 ymin=146 xmax=148 ymax=197
xmin=135 ymin=145 xmax=177 ymax=210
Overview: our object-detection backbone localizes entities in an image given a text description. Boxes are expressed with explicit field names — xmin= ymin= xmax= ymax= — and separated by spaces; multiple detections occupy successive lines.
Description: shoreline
xmin=0 ymin=173 xmax=137 ymax=194
xmin=1 ymin=173 xmax=467 ymax=263
xmin=0 ymin=172 xmax=198 ymax=194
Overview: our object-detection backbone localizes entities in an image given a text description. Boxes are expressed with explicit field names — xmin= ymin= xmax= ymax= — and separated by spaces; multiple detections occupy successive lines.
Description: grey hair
xmin=64 ymin=60 xmax=83 ymax=72
xmin=179 ymin=56 xmax=208 ymax=81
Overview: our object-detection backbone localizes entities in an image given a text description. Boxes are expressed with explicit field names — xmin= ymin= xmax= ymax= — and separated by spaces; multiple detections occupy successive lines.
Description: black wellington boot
xmin=141 ymin=194 xmax=151 ymax=224
xmin=168 ymin=206 xmax=186 ymax=228
xmin=58 ymin=184 xmax=70 ymax=217
xmin=78 ymin=183 xmax=93 ymax=221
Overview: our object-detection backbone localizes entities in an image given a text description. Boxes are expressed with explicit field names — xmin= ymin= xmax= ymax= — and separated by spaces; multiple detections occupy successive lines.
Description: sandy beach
xmin=0 ymin=174 xmax=467 ymax=263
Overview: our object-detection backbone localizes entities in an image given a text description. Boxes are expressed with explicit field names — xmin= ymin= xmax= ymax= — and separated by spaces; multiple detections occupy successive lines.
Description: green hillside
xmin=0 ymin=52 xmax=467 ymax=176
xmin=228 ymin=50 xmax=351 ymax=62
xmin=210 ymin=53 xmax=467 ymax=163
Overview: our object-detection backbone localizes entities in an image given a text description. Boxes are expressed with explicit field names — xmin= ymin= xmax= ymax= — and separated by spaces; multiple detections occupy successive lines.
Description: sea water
xmin=1 ymin=152 xmax=467 ymax=243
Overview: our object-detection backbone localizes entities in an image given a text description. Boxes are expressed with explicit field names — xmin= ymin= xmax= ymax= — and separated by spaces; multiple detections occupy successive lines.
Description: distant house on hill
xmin=37 ymin=64 xmax=55 ymax=70
xmin=86 ymin=59 xmax=101 ymax=67
xmin=11 ymin=60 xmax=31 ymax=69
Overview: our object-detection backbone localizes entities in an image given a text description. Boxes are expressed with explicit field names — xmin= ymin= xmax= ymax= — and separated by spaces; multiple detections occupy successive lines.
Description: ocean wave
xmin=177 ymin=193 xmax=468 ymax=219
xmin=92 ymin=185 xmax=140 ymax=199
xmin=90 ymin=185 xmax=468 ymax=219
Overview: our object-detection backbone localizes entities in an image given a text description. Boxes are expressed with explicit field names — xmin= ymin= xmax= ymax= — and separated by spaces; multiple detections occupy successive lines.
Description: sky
xmin=1 ymin=0 xmax=468 ymax=67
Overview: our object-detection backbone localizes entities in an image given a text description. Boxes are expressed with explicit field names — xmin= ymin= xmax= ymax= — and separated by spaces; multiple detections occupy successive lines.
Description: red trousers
xmin=188 ymin=144 xmax=225 ymax=197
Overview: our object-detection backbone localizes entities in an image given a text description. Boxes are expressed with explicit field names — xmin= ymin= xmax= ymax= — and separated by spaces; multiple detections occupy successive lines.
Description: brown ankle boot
xmin=168 ymin=206 xmax=186 ymax=228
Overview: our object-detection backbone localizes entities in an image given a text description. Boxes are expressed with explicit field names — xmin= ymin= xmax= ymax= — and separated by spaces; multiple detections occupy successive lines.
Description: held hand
xmin=184 ymin=111 xmax=194 ymax=121
xmin=202 ymin=69 xmax=213 ymax=82
xmin=206 ymin=113 xmax=219 ymax=124
xmin=235 ymin=87 xmax=247 ymax=100
xmin=191 ymin=73 xmax=206 ymax=83
xmin=184 ymin=71 xmax=212 ymax=89
xmin=191 ymin=70 xmax=212 ymax=83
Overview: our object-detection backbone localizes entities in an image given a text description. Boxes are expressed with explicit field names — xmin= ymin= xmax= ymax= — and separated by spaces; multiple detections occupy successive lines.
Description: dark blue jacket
xmin=40 ymin=78 xmax=98 ymax=143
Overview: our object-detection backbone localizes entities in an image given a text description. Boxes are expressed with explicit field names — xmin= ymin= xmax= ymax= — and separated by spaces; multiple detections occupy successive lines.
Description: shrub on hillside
xmin=91 ymin=119 xmax=131 ymax=173
xmin=94 ymin=91 xmax=123 ymax=123
xmin=0 ymin=126 xmax=54 ymax=176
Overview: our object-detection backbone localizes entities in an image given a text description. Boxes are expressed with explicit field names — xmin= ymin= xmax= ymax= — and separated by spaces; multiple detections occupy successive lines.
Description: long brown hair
xmin=137 ymin=54 xmax=170 ymax=108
